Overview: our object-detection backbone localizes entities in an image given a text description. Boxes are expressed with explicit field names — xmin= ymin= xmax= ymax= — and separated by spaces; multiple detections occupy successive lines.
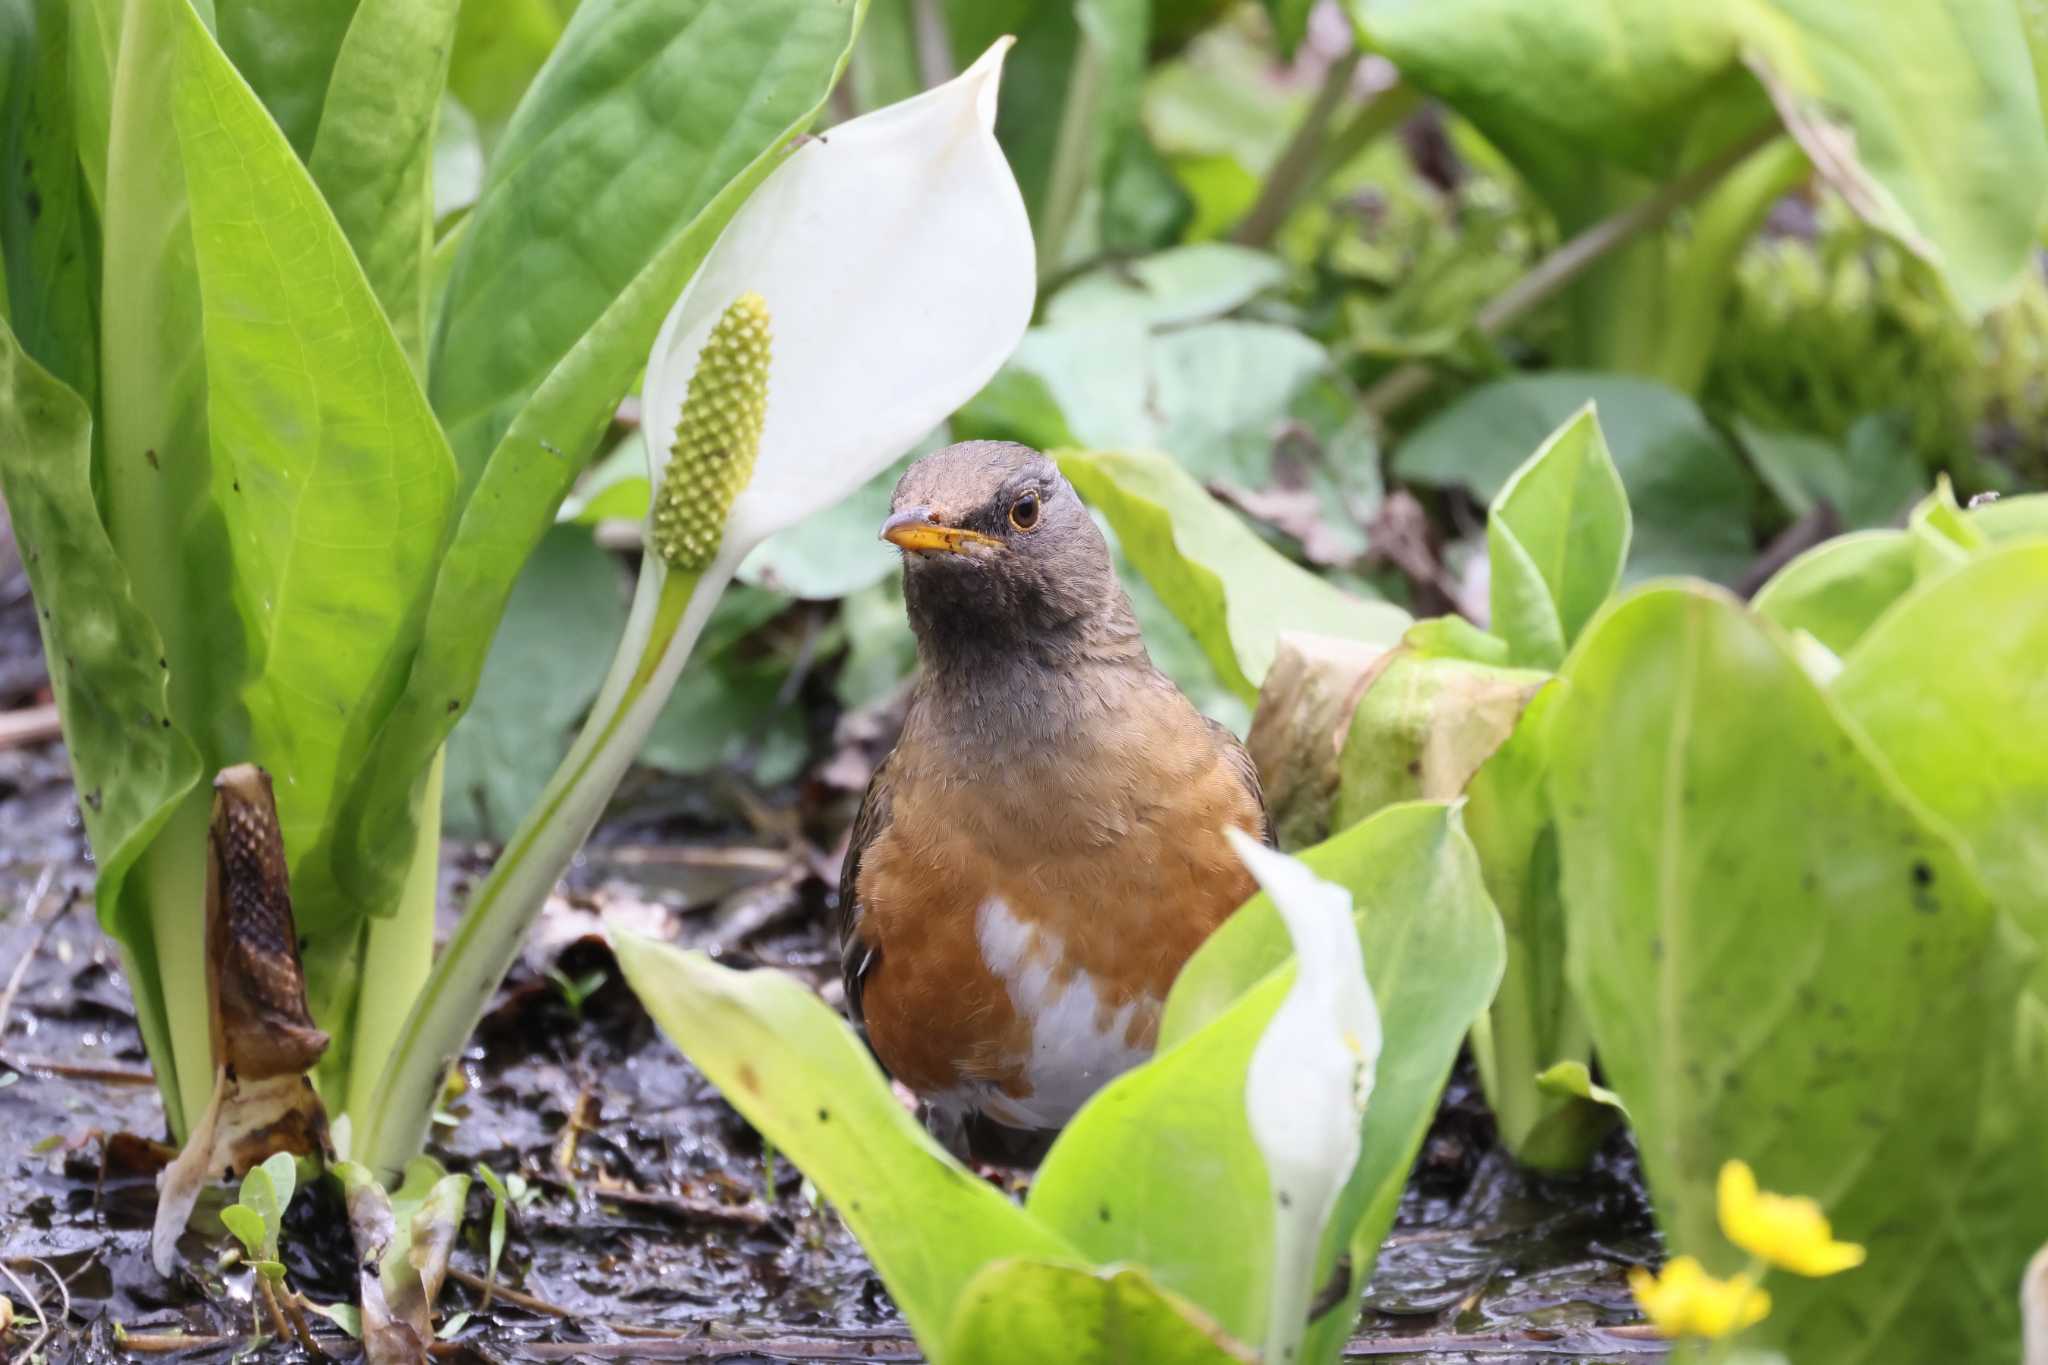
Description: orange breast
xmin=855 ymin=738 xmax=1262 ymax=1125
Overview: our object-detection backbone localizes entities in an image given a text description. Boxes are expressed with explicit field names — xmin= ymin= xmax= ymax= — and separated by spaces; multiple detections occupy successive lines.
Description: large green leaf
xmin=610 ymin=933 xmax=1080 ymax=1351
xmin=947 ymin=1261 xmax=1253 ymax=1365
xmin=169 ymin=0 xmax=459 ymax=945
xmin=96 ymin=0 xmax=232 ymax=1139
xmin=0 ymin=0 xmax=97 ymax=402
xmin=0 ymin=322 xmax=203 ymax=1137
xmin=1393 ymin=373 xmax=1752 ymax=585
xmin=1485 ymin=404 xmax=1630 ymax=669
xmin=1043 ymin=803 xmax=1502 ymax=1355
xmin=1457 ymin=686 xmax=1612 ymax=1172
xmin=1833 ymin=542 xmax=2048 ymax=994
xmin=1551 ymin=583 xmax=2048 ymax=1363
xmin=335 ymin=0 xmax=863 ymax=914
xmin=1749 ymin=530 xmax=1917 ymax=658
xmin=1347 ymin=0 xmax=2048 ymax=315
xmin=429 ymin=0 xmax=864 ymax=485
xmin=214 ymin=0 xmax=362 ymax=160
xmin=446 ymin=0 xmax=574 ymax=131
xmin=1058 ymin=447 xmax=1409 ymax=700
xmin=307 ymin=0 xmax=462 ymax=371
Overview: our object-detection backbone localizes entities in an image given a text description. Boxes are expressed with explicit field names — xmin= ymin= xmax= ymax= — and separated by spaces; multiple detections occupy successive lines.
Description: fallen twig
xmin=115 ymin=1330 xmax=238 ymax=1353
xmin=0 ymin=701 xmax=60 ymax=751
xmin=445 ymin=1266 xmax=574 ymax=1319
xmin=0 ymin=866 xmax=62 ymax=1040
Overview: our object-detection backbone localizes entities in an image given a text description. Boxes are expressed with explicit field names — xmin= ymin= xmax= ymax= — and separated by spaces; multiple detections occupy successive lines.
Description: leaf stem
xmin=1037 ymin=17 xmax=1107 ymax=278
xmin=351 ymin=557 xmax=732 ymax=1179
xmin=1231 ymin=48 xmax=1373 ymax=249
xmin=1363 ymin=124 xmax=1785 ymax=421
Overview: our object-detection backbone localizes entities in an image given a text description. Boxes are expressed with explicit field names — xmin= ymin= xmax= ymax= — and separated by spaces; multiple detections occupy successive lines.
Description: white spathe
xmin=642 ymin=39 xmax=1035 ymax=556
xmin=1231 ymin=828 xmax=1381 ymax=1365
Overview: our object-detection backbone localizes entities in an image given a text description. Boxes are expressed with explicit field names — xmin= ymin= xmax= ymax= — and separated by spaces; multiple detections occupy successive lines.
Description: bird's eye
xmin=1009 ymin=491 xmax=1041 ymax=532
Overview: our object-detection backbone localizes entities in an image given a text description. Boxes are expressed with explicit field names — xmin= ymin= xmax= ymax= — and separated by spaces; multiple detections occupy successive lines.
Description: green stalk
xmin=1648 ymin=139 xmax=1809 ymax=394
xmin=139 ymin=789 xmax=212 ymax=1141
xmin=352 ymin=558 xmax=728 ymax=1178
xmin=353 ymin=290 xmax=770 ymax=1178
xmin=343 ymin=748 xmax=445 ymax=1124
xmin=1229 ymin=47 xmax=1365 ymax=250
xmin=1036 ymin=17 xmax=1105 ymax=279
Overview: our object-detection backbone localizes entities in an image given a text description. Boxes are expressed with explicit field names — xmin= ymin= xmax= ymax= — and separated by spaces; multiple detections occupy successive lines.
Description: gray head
xmin=880 ymin=442 xmax=1136 ymax=672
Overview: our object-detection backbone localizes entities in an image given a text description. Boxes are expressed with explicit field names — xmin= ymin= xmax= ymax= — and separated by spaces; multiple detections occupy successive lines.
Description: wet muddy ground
xmin=0 ymin=573 xmax=1665 ymax=1363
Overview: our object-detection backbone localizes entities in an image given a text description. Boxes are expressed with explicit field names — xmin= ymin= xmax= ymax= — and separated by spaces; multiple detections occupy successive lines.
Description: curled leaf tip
xmin=653 ymin=292 xmax=772 ymax=570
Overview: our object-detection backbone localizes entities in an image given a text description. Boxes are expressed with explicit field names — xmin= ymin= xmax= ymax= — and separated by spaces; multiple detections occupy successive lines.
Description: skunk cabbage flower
xmin=643 ymin=37 xmax=1034 ymax=570
xmin=1230 ymin=829 xmax=1381 ymax=1365
xmin=354 ymin=43 xmax=1034 ymax=1179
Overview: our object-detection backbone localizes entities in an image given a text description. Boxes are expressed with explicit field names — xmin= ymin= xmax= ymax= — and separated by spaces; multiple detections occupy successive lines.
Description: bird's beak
xmin=880 ymin=506 xmax=1002 ymax=555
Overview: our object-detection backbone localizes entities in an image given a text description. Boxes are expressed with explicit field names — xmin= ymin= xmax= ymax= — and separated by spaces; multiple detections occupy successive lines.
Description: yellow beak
xmin=880 ymin=506 xmax=1002 ymax=554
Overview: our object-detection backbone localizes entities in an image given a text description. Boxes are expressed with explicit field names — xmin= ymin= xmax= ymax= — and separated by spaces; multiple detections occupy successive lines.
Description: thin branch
xmin=1363 ymin=122 xmax=1784 ymax=421
xmin=445 ymin=1266 xmax=573 ymax=1318
xmin=1232 ymin=47 xmax=1365 ymax=248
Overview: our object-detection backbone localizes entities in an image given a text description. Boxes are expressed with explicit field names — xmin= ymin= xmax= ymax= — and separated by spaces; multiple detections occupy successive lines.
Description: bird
xmin=835 ymin=440 xmax=1270 ymax=1155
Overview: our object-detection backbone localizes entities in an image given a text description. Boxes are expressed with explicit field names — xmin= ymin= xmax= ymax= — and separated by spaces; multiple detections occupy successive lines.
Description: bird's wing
xmin=834 ymin=747 xmax=897 ymax=1032
xmin=1208 ymin=716 xmax=1276 ymax=847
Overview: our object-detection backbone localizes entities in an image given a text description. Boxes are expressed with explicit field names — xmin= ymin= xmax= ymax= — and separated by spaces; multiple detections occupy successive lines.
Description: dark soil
xmin=0 ymin=571 xmax=1663 ymax=1364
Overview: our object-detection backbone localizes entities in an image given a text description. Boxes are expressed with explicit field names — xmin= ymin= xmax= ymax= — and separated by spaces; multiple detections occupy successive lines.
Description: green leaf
xmin=1833 ymin=542 xmax=2048 ymax=995
xmin=1456 ymin=686 xmax=1608 ymax=1172
xmin=1733 ymin=416 xmax=1923 ymax=530
xmin=0 ymin=323 xmax=202 ymax=1127
xmin=1149 ymin=321 xmax=1330 ymax=486
xmin=1550 ymin=583 xmax=2048 ymax=1363
xmin=1058 ymin=447 xmax=1409 ymax=700
xmin=1347 ymin=0 xmax=2048 ymax=314
xmin=952 ymin=366 xmax=1079 ymax=452
xmin=430 ymin=0 xmax=863 ymax=485
xmin=446 ymin=0 xmax=573 ymax=131
xmin=1045 ymin=244 xmax=1287 ymax=329
xmin=1750 ymin=530 xmax=1918 ymax=657
xmin=1974 ymin=493 xmax=2048 ymax=544
xmin=443 ymin=527 xmax=628 ymax=842
xmin=1532 ymin=1061 xmax=1626 ymax=1115
xmin=0 ymin=0 xmax=98 ymax=402
xmin=260 ymin=1150 xmax=297 ymax=1222
xmin=947 ymin=1261 xmax=1254 ymax=1365
xmin=610 ymin=932 xmax=1081 ymax=1350
xmin=737 ymin=451 xmax=913 ymax=601
xmin=473 ymin=1165 xmax=511 ymax=1287
xmin=214 ymin=0 xmax=362 ymax=159
xmin=1049 ymin=803 xmax=1501 ymax=1354
xmin=337 ymin=0 xmax=864 ymax=913
xmin=220 ymin=1203 xmax=269 ymax=1261
xmin=168 ymin=0 xmax=461 ymax=948
xmin=1394 ymin=373 xmax=1752 ymax=584
xmin=1485 ymin=405 xmax=1630 ymax=669
xmin=307 ymin=0 xmax=463 ymax=371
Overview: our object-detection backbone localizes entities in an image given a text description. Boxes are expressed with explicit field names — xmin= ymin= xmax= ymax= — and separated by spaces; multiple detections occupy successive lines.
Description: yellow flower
xmin=1718 ymin=1159 xmax=1868 ymax=1277
xmin=1629 ymin=1255 xmax=1772 ymax=1338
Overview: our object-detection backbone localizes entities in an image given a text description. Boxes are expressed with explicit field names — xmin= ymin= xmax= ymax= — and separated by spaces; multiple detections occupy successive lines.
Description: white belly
xmin=961 ymin=896 xmax=1155 ymax=1130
